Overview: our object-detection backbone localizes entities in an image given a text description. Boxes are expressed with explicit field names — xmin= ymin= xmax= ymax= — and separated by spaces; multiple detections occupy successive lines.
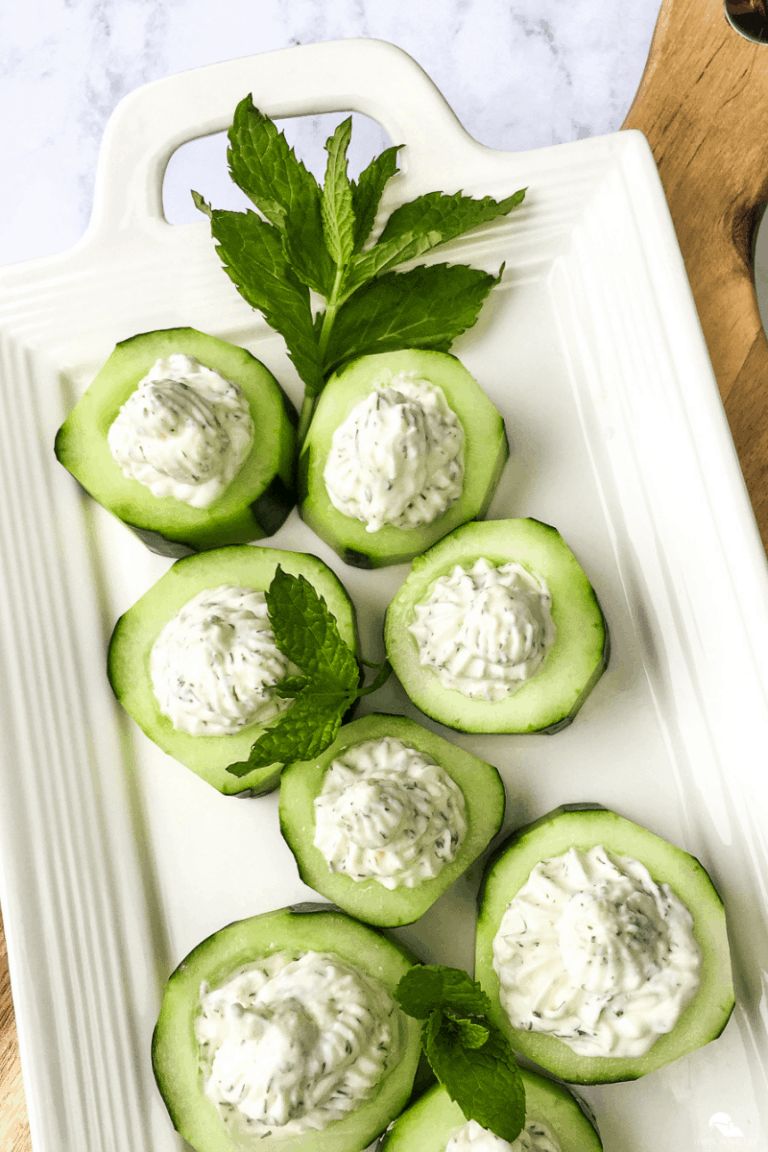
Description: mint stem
xmin=356 ymin=659 xmax=392 ymax=697
xmin=297 ymin=265 xmax=346 ymax=448
xmin=297 ymin=396 xmax=316 ymax=445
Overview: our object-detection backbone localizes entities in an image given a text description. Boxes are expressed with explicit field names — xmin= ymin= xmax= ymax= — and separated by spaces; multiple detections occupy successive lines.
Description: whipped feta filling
xmin=408 ymin=558 xmax=556 ymax=702
xmin=492 ymin=845 xmax=702 ymax=1058
xmin=313 ymin=737 xmax=467 ymax=889
xmin=446 ymin=1117 xmax=561 ymax=1152
xmin=195 ymin=950 xmax=400 ymax=1138
xmin=323 ymin=373 xmax=464 ymax=533
xmin=150 ymin=584 xmax=293 ymax=736
xmin=108 ymin=353 xmax=254 ymax=508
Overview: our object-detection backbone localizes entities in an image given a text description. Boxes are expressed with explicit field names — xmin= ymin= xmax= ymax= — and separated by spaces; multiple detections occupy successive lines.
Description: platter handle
xmin=89 ymin=38 xmax=479 ymax=238
xmin=623 ymin=0 xmax=768 ymax=550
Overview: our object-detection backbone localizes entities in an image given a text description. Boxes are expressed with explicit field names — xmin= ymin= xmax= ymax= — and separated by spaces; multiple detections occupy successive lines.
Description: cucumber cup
xmin=385 ymin=519 xmax=608 ymax=734
xmin=108 ymin=545 xmax=358 ymax=796
xmin=56 ymin=327 xmax=298 ymax=556
xmin=279 ymin=713 xmax=505 ymax=926
xmin=475 ymin=805 xmax=734 ymax=1083
xmin=153 ymin=904 xmax=423 ymax=1152
xmin=299 ymin=349 xmax=508 ymax=568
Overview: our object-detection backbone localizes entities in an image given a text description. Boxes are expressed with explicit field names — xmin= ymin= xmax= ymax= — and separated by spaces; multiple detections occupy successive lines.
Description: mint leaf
xmin=283 ymin=221 xmax=336 ymax=299
xmin=342 ymin=228 xmax=443 ymax=296
xmin=396 ymin=967 xmax=492 ymax=1022
xmin=191 ymin=189 xmax=212 ymax=218
xmin=395 ymin=967 xmax=524 ymax=1143
xmin=224 ymin=568 xmax=384 ymax=775
xmin=321 ymin=118 xmax=356 ymax=268
xmin=227 ymin=96 xmax=334 ymax=296
xmin=445 ymin=1014 xmax=490 ymax=1049
xmin=227 ymin=96 xmax=317 ymax=227
xmin=274 ymin=675 xmax=311 ymax=698
xmin=351 ymin=146 xmax=401 ymax=250
xmin=395 ymin=966 xmax=492 ymax=1019
xmin=377 ymin=188 xmax=525 ymax=253
xmin=323 ymin=263 xmax=502 ymax=375
xmin=342 ymin=188 xmax=524 ymax=294
xmin=223 ymin=568 xmax=389 ymax=775
xmin=425 ymin=1011 xmax=525 ymax=1144
xmin=228 ymin=689 xmax=351 ymax=773
xmin=205 ymin=207 xmax=325 ymax=394
xmin=265 ymin=567 xmax=359 ymax=689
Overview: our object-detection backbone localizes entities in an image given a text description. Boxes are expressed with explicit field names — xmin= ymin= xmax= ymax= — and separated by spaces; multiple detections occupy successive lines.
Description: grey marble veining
xmin=2 ymin=0 xmax=662 ymax=264
xmin=3 ymin=1 xmax=768 ymax=323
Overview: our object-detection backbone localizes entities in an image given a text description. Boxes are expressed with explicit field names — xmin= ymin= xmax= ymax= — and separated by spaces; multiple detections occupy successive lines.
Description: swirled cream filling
xmin=323 ymin=374 xmax=464 ymax=533
xmin=108 ymin=353 xmax=254 ymax=508
xmin=492 ymin=845 xmax=702 ymax=1058
xmin=314 ymin=737 xmax=467 ymax=889
xmin=446 ymin=1117 xmax=561 ymax=1152
xmin=408 ymin=558 xmax=555 ymax=702
xmin=150 ymin=584 xmax=293 ymax=736
xmin=195 ymin=950 xmax=400 ymax=1138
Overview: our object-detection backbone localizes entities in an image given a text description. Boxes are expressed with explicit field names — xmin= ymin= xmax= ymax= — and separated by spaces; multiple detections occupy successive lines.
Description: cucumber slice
xmin=55 ymin=327 xmax=298 ymax=556
xmin=107 ymin=545 xmax=358 ymax=796
xmin=385 ymin=519 xmax=608 ymax=733
xmin=299 ymin=350 xmax=508 ymax=568
xmin=379 ymin=1072 xmax=602 ymax=1152
xmin=152 ymin=904 xmax=423 ymax=1152
xmin=279 ymin=713 xmax=505 ymax=926
xmin=475 ymin=805 xmax=734 ymax=1083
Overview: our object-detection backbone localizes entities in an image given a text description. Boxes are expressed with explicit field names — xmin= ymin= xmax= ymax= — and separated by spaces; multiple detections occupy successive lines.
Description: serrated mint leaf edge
xmin=424 ymin=1010 xmax=526 ymax=1144
xmin=394 ymin=965 xmax=493 ymax=1019
xmin=264 ymin=568 xmax=359 ymax=689
xmin=321 ymin=117 xmax=356 ymax=268
xmin=351 ymin=144 xmax=402 ymax=250
xmin=229 ymin=687 xmax=352 ymax=774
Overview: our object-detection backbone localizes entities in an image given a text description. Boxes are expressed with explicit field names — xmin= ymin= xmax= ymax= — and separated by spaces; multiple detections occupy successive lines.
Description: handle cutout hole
xmin=162 ymin=111 xmax=393 ymax=226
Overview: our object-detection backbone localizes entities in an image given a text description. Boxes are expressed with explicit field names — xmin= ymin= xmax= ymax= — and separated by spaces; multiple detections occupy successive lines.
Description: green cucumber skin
xmin=120 ymin=522 xmax=198 ymax=559
xmin=475 ymin=805 xmax=735 ymax=1084
xmin=55 ymin=327 xmax=298 ymax=554
xmin=298 ymin=349 xmax=509 ymax=569
xmin=279 ymin=712 xmax=506 ymax=927
xmin=107 ymin=545 xmax=359 ymax=796
xmin=152 ymin=905 xmax=423 ymax=1152
xmin=299 ymin=429 xmax=509 ymax=571
xmin=378 ymin=1073 xmax=602 ymax=1152
xmin=385 ymin=518 xmax=608 ymax=735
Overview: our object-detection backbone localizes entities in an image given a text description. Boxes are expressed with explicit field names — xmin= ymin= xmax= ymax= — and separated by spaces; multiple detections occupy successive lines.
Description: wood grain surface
xmin=0 ymin=908 xmax=29 ymax=1151
xmin=2 ymin=1 xmax=768 ymax=1146
xmin=624 ymin=0 xmax=768 ymax=552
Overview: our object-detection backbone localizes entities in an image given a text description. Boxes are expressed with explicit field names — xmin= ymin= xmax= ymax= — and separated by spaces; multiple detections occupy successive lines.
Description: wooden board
xmin=2 ymin=2 xmax=768 ymax=1145
xmin=624 ymin=0 xmax=768 ymax=552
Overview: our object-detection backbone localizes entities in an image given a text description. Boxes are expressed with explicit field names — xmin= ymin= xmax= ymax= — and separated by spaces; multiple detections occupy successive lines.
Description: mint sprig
xmin=194 ymin=95 xmax=526 ymax=443
xmin=321 ymin=119 xmax=356 ymax=269
xmin=193 ymin=196 xmax=325 ymax=394
xmin=226 ymin=567 xmax=390 ymax=776
xmin=394 ymin=965 xmax=525 ymax=1144
xmin=322 ymin=263 xmax=504 ymax=377
xmin=226 ymin=98 xmax=334 ymax=295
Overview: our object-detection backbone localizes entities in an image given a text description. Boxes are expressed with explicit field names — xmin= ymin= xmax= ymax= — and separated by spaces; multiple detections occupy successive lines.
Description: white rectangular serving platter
xmin=1 ymin=37 xmax=768 ymax=1152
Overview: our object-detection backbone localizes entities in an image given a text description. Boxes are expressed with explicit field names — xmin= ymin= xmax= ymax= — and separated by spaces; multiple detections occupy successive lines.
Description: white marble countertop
xmin=2 ymin=0 xmax=664 ymax=262
xmin=4 ymin=0 xmax=766 ymax=320
xmin=4 ymin=1 xmax=768 ymax=315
